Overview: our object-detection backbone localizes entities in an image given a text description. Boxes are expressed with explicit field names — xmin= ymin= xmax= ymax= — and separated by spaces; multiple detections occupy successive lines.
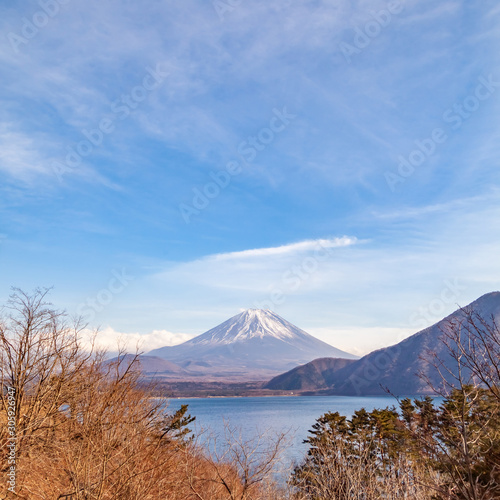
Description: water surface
xmin=167 ymin=395 xmax=405 ymax=467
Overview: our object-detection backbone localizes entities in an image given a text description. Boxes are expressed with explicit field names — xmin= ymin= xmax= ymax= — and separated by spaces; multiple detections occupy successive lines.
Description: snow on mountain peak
xmin=146 ymin=308 xmax=360 ymax=367
xmin=193 ymin=309 xmax=303 ymax=345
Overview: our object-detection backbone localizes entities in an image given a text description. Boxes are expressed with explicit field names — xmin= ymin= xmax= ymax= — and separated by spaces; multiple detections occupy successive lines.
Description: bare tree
xmin=441 ymin=306 xmax=500 ymax=402
xmin=416 ymin=305 xmax=500 ymax=500
xmin=0 ymin=288 xmax=94 ymax=455
xmin=1 ymin=289 xmax=287 ymax=499
xmin=187 ymin=422 xmax=289 ymax=500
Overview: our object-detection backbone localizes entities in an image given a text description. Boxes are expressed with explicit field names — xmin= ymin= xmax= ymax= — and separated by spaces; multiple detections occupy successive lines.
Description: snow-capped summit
xmin=193 ymin=308 xmax=310 ymax=344
xmin=147 ymin=309 xmax=358 ymax=380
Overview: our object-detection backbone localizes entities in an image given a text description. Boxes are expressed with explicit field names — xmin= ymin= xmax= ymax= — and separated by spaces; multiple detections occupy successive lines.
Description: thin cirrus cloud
xmin=212 ymin=236 xmax=358 ymax=261
xmin=151 ymin=237 xmax=360 ymax=297
xmin=0 ymin=1 xmax=499 ymax=355
xmin=0 ymin=125 xmax=48 ymax=179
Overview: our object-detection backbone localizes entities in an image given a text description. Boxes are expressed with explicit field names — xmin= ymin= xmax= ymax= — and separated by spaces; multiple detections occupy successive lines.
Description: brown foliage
xmin=0 ymin=289 xmax=284 ymax=499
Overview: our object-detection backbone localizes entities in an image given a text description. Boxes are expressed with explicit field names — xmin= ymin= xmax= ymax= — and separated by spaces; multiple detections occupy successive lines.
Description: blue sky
xmin=1 ymin=0 xmax=499 ymax=355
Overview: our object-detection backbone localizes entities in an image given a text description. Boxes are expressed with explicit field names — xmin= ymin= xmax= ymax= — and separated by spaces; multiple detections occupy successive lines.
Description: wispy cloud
xmin=212 ymin=237 xmax=357 ymax=260
xmin=151 ymin=236 xmax=360 ymax=296
xmin=0 ymin=123 xmax=51 ymax=179
xmin=1 ymin=1 xmax=499 ymax=355
xmin=372 ymin=188 xmax=500 ymax=220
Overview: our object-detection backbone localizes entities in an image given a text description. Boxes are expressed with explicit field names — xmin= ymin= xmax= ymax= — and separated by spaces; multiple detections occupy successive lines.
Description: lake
xmin=166 ymin=395 xmax=407 ymax=470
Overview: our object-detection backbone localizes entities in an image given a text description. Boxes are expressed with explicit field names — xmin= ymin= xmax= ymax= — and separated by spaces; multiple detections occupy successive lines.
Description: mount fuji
xmin=146 ymin=309 xmax=358 ymax=380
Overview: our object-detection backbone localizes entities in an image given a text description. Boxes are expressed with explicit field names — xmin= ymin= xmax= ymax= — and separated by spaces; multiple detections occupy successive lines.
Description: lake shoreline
xmin=148 ymin=379 xmax=437 ymax=399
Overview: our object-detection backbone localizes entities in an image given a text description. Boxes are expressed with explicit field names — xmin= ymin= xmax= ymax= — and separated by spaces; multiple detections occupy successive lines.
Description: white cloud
xmin=0 ymin=123 xmax=49 ymax=179
xmin=81 ymin=326 xmax=194 ymax=353
xmin=153 ymin=236 xmax=360 ymax=295
xmin=212 ymin=236 xmax=357 ymax=260
xmin=140 ymin=199 xmax=500 ymax=352
xmin=2 ymin=0 xmax=499 ymax=357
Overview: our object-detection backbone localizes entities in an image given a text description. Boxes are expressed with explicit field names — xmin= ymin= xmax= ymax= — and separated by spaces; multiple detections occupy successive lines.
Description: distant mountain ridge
xmin=264 ymin=292 xmax=500 ymax=396
xmin=263 ymin=357 xmax=357 ymax=391
xmin=145 ymin=309 xmax=358 ymax=380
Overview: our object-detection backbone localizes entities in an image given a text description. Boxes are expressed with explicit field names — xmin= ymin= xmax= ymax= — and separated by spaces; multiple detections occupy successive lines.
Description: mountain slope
xmin=263 ymin=357 xmax=357 ymax=391
xmin=147 ymin=309 xmax=358 ymax=380
xmin=326 ymin=292 xmax=500 ymax=396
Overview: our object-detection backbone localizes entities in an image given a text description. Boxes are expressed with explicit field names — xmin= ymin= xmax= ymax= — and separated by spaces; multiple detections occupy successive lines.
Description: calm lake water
xmin=166 ymin=395 xmax=406 ymax=468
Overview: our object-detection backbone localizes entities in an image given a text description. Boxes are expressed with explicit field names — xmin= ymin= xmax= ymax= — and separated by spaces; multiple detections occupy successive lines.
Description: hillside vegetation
xmin=2 ymin=289 xmax=500 ymax=499
xmin=0 ymin=290 xmax=288 ymax=499
xmin=263 ymin=357 xmax=356 ymax=391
